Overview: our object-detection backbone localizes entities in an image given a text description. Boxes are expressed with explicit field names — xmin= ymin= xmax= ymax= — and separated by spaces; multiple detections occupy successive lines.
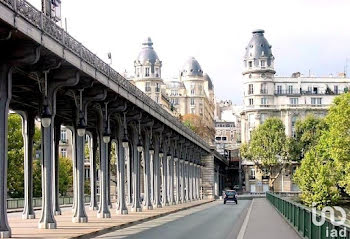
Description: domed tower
xmin=242 ymin=29 xmax=275 ymax=142
xmin=134 ymin=37 xmax=163 ymax=103
xmin=180 ymin=57 xmax=204 ymax=98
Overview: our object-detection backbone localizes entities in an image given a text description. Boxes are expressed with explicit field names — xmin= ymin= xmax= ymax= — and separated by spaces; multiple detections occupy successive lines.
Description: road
xmin=94 ymin=200 xmax=251 ymax=239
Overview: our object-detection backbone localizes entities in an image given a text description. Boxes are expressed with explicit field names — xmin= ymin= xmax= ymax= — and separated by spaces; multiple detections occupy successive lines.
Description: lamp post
xmin=76 ymin=89 xmax=86 ymax=137
xmin=41 ymin=71 xmax=51 ymax=128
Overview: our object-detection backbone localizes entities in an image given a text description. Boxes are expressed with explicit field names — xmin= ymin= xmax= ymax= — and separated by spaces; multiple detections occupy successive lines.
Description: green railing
xmin=7 ymin=195 xmax=92 ymax=209
xmin=267 ymin=192 xmax=350 ymax=239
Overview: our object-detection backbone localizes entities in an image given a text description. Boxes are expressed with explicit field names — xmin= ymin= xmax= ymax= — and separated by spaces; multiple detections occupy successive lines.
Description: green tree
xmin=293 ymin=149 xmax=340 ymax=208
xmin=291 ymin=114 xmax=327 ymax=161
xmin=58 ymin=157 xmax=73 ymax=196
xmin=240 ymin=118 xmax=289 ymax=190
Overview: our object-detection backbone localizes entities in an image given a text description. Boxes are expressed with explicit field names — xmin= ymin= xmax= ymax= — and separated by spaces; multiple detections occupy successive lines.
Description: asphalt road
xmin=95 ymin=200 xmax=251 ymax=239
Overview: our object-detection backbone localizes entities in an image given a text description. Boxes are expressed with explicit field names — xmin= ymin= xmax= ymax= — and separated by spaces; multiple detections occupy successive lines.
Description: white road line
xmin=237 ymin=199 xmax=254 ymax=239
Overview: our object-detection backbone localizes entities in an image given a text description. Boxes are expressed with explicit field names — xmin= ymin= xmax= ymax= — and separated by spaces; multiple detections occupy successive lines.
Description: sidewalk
xmin=6 ymin=199 xmax=213 ymax=238
xmin=242 ymin=198 xmax=300 ymax=239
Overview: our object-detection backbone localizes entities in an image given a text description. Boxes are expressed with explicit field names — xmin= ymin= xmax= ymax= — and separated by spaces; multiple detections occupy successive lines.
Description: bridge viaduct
xmin=0 ymin=0 xmax=228 ymax=237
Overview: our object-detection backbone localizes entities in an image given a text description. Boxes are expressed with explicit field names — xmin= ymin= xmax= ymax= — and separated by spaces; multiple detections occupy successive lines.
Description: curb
xmin=70 ymin=200 xmax=215 ymax=239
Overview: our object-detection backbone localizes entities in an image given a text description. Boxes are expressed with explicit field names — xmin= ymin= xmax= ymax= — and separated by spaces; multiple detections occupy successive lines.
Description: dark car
xmin=224 ymin=190 xmax=237 ymax=204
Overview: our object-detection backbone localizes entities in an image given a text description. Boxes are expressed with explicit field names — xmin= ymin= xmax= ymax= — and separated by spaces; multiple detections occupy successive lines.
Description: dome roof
xmin=204 ymin=73 xmax=213 ymax=90
xmin=137 ymin=37 xmax=160 ymax=64
xmin=244 ymin=29 xmax=273 ymax=62
xmin=181 ymin=57 xmax=203 ymax=77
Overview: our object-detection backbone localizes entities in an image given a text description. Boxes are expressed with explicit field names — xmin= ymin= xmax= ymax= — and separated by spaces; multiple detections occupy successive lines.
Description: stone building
xmin=130 ymin=38 xmax=216 ymax=144
xmin=240 ymin=29 xmax=350 ymax=193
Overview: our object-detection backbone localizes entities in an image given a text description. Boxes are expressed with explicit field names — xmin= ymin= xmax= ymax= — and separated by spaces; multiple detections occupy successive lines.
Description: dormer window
xmin=261 ymin=60 xmax=266 ymax=68
xmin=145 ymin=67 xmax=150 ymax=77
xmin=248 ymin=61 xmax=253 ymax=68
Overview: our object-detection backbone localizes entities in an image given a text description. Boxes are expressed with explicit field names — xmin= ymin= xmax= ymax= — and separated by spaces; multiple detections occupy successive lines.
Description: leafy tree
xmin=58 ymin=157 xmax=73 ymax=196
xmin=293 ymin=149 xmax=340 ymax=209
xmin=290 ymin=114 xmax=327 ymax=161
xmin=182 ymin=114 xmax=215 ymax=142
xmin=240 ymin=118 xmax=289 ymax=190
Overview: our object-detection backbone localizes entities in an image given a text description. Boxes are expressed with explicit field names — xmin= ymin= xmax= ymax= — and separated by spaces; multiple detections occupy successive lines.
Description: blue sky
xmin=29 ymin=0 xmax=350 ymax=104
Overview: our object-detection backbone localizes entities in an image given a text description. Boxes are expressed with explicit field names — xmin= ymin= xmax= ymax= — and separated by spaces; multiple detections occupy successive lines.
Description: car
xmin=224 ymin=190 xmax=238 ymax=204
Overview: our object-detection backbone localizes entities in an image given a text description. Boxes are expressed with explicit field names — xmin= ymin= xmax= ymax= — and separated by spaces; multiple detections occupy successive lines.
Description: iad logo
xmin=311 ymin=203 xmax=346 ymax=227
xmin=311 ymin=203 xmax=347 ymax=237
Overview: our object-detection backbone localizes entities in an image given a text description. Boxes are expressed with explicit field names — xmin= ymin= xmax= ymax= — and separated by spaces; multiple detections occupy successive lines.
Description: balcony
xmin=260 ymin=89 xmax=268 ymax=94
xmin=275 ymin=89 xmax=346 ymax=96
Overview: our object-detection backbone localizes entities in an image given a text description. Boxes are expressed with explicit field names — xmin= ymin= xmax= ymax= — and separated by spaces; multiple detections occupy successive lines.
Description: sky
xmin=29 ymin=0 xmax=350 ymax=104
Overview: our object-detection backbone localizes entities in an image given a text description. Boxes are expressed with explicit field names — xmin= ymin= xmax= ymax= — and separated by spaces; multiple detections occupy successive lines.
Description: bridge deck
xmin=7 ymin=200 xmax=212 ymax=238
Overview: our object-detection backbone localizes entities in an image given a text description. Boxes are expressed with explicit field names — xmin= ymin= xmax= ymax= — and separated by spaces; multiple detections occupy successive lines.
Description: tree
xmin=58 ymin=157 xmax=73 ymax=196
xmin=293 ymin=149 xmax=340 ymax=209
xmin=182 ymin=114 xmax=215 ymax=142
xmin=240 ymin=118 xmax=289 ymax=190
xmin=290 ymin=114 xmax=327 ymax=161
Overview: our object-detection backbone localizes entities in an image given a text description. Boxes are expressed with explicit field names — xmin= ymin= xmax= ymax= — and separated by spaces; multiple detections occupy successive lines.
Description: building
xmin=130 ymin=37 xmax=174 ymax=115
xmin=131 ymin=38 xmax=216 ymax=144
xmin=214 ymin=100 xmax=243 ymax=190
xmin=240 ymin=29 xmax=350 ymax=193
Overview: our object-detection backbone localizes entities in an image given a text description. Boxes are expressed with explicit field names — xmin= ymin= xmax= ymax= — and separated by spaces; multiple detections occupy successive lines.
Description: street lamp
xmin=137 ymin=120 xmax=143 ymax=152
xmin=41 ymin=71 xmax=51 ymax=128
xmin=149 ymin=128 xmax=154 ymax=154
xmin=103 ymin=102 xmax=110 ymax=144
xmin=122 ymin=112 xmax=129 ymax=148
xmin=77 ymin=89 xmax=86 ymax=137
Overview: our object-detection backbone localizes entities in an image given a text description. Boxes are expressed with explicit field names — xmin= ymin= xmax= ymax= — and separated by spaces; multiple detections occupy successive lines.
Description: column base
xmin=38 ymin=222 xmax=56 ymax=229
xmin=131 ymin=207 xmax=142 ymax=212
xmin=97 ymin=212 xmax=111 ymax=218
xmin=154 ymin=204 xmax=162 ymax=208
xmin=22 ymin=213 xmax=35 ymax=219
xmin=144 ymin=205 xmax=153 ymax=210
xmin=0 ymin=230 xmax=11 ymax=238
xmin=72 ymin=216 xmax=88 ymax=223
xmin=117 ymin=209 xmax=128 ymax=215
xmin=89 ymin=206 xmax=98 ymax=211
xmin=171 ymin=201 xmax=176 ymax=205
xmin=54 ymin=210 xmax=62 ymax=216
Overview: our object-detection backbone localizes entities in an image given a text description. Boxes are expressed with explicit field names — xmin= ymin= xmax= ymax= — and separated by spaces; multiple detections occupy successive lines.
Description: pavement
xmin=241 ymin=198 xmax=301 ymax=239
xmin=93 ymin=200 xmax=251 ymax=239
xmin=6 ymin=199 xmax=213 ymax=238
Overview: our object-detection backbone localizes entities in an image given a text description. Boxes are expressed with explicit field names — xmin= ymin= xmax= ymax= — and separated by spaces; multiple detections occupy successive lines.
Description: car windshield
xmin=225 ymin=191 xmax=236 ymax=196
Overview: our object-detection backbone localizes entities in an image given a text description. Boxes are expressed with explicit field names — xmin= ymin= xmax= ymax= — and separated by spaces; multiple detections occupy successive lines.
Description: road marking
xmin=237 ymin=199 xmax=254 ymax=239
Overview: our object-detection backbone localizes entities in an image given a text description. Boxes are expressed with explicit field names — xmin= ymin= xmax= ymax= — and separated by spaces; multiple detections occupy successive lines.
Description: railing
xmin=7 ymin=195 xmax=91 ymax=209
xmin=0 ymin=0 xmax=210 ymax=152
xmin=275 ymin=89 xmax=346 ymax=96
xmin=267 ymin=192 xmax=350 ymax=239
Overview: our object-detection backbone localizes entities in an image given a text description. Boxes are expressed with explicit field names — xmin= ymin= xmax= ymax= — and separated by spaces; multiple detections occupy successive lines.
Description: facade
xmin=130 ymin=38 xmax=174 ymax=115
xmin=214 ymin=100 xmax=243 ymax=190
xmin=130 ymin=38 xmax=216 ymax=144
xmin=240 ymin=29 xmax=350 ymax=193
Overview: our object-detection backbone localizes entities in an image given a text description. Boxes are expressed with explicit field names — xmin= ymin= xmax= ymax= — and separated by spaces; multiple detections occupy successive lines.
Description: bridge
xmin=0 ymin=0 xmax=228 ymax=237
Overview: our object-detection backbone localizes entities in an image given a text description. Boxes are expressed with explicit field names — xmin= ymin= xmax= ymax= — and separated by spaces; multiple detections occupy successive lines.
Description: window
xmin=191 ymin=89 xmax=195 ymax=95
xmin=288 ymin=85 xmax=293 ymax=94
xmin=248 ymin=61 xmax=253 ymax=68
xmin=136 ymin=68 xmax=140 ymax=77
xmin=222 ymin=137 xmax=227 ymax=141
xmin=145 ymin=82 xmax=151 ymax=92
xmin=248 ymin=114 xmax=255 ymax=128
xmin=171 ymin=98 xmax=179 ymax=105
xmin=61 ymin=148 xmax=67 ymax=158
xmin=190 ymin=98 xmax=195 ymax=105
xmin=334 ymin=85 xmax=339 ymax=94
xmin=292 ymin=115 xmax=298 ymax=138
xmin=260 ymin=113 xmax=267 ymax=124
xmin=261 ymin=60 xmax=266 ymax=68
xmin=215 ymin=137 xmax=221 ymax=141
xmin=313 ymin=87 xmax=318 ymax=94
xmin=145 ymin=67 xmax=150 ymax=77
xmin=249 ymin=168 xmax=256 ymax=179
xmin=155 ymin=83 xmax=160 ymax=92
xmin=248 ymin=84 xmax=254 ymax=95
xmin=190 ymin=108 xmax=195 ymax=114
xmin=261 ymin=98 xmax=267 ymax=105
xmin=260 ymin=83 xmax=267 ymax=94
xmin=277 ymin=85 xmax=282 ymax=94
xmin=155 ymin=94 xmax=159 ymax=103
xmin=289 ymin=98 xmax=298 ymax=105
xmin=155 ymin=67 xmax=159 ymax=77
xmin=198 ymin=85 xmax=202 ymax=94
xmin=61 ymin=129 xmax=67 ymax=143
xmin=311 ymin=98 xmax=322 ymax=105
xmin=248 ymin=98 xmax=254 ymax=105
